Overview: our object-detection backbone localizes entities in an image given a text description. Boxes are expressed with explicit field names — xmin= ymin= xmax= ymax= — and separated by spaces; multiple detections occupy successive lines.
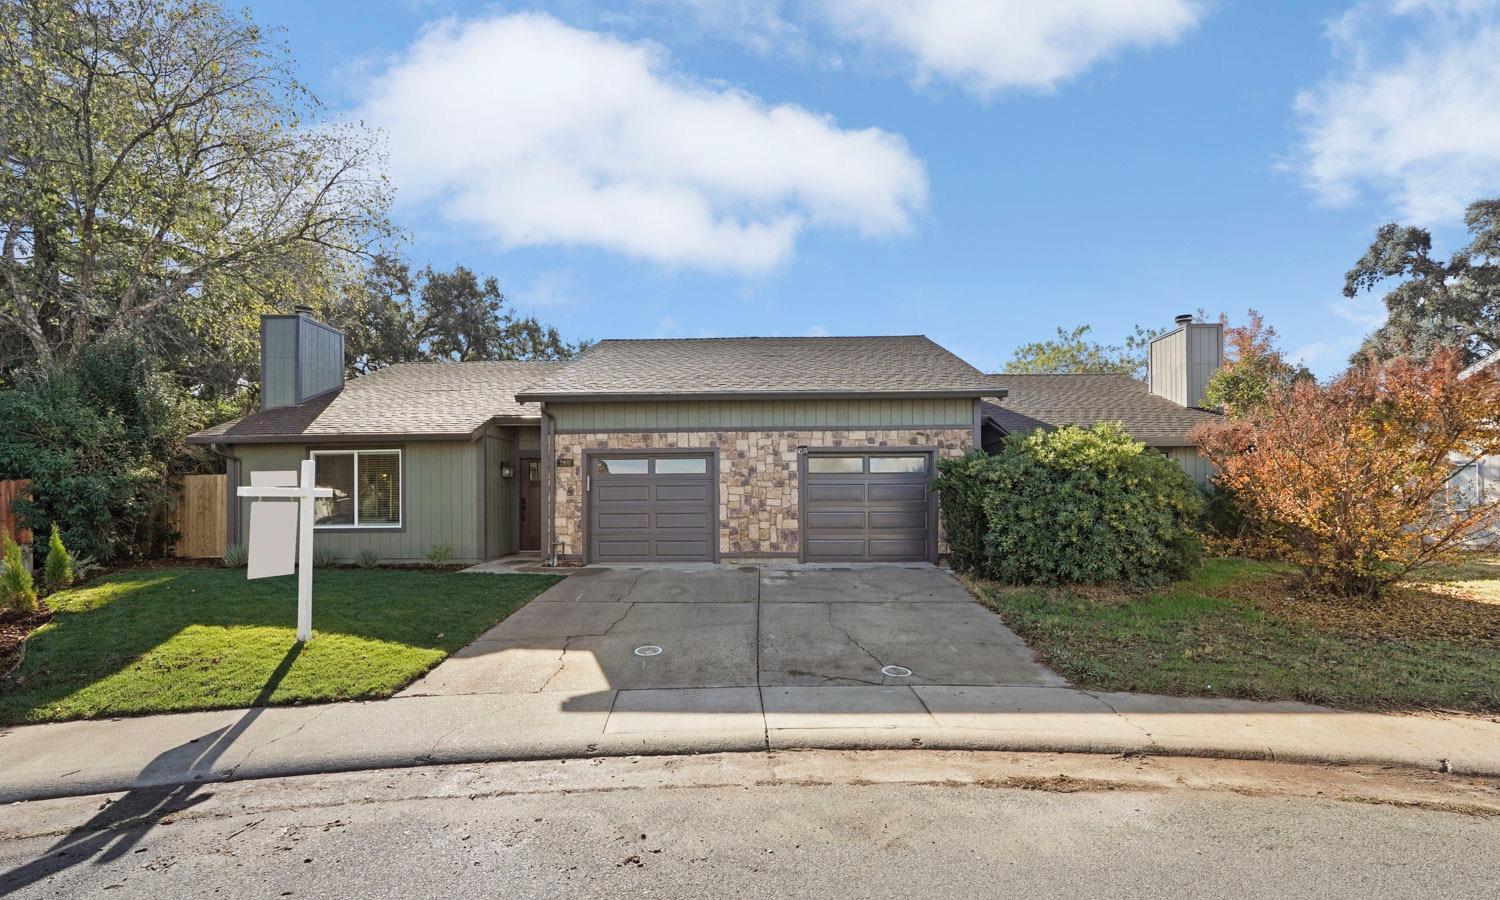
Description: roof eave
xmin=517 ymin=388 xmax=1009 ymax=403
xmin=186 ymin=414 xmax=542 ymax=446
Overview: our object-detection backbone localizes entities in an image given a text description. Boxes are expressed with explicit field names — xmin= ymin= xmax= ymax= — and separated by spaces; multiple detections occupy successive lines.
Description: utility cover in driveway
xmin=589 ymin=454 xmax=714 ymax=562
xmin=802 ymin=452 xmax=933 ymax=561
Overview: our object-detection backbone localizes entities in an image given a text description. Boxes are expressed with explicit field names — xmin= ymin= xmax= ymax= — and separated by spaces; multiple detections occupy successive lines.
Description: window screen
xmin=313 ymin=453 xmax=355 ymax=526
xmin=357 ymin=451 xmax=401 ymax=525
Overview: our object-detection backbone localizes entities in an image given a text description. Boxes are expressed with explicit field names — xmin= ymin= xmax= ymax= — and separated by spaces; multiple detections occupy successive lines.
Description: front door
xmin=519 ymin=458 xmax=541 ymax=551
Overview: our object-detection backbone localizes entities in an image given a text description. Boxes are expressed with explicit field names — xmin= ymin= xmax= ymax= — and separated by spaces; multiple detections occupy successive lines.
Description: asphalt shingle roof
xmin=187 ymin=360 xmax=558 ymax=444
xmin=981 ymin=374 xmax=1221 ymax=447
xmin=514 ymin=336 xmax=1006 ymax=399
xmin=1461 ymin=351 xmax=1499 ymax=380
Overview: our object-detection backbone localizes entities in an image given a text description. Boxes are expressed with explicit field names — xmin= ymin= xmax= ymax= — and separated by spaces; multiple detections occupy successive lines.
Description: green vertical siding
xmin=232 ymin=440 xmax=482 ymax=563
xmin=260 ymin=318 xmax=297 ymax=409
xmin=297 ymin=316 xmax=344 ymax=400
xmin=551 ymin=398 xmax=974 ymax=431
xmin=1159 ymin=446 xmax=1214 ymax=485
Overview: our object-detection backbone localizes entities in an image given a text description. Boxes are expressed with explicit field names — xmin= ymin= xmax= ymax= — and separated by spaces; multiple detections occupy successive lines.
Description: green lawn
xmin=973 ymin=558 xmax=1500 ymax=713
xmin=0 ymin=567 xmax=560 ymax=725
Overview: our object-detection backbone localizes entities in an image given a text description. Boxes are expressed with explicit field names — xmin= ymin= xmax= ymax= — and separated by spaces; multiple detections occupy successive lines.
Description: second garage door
xmin=587 ymin=453 xmax=715 ymax=562
xmin=801 ymin=452 xmax=934 ymax=562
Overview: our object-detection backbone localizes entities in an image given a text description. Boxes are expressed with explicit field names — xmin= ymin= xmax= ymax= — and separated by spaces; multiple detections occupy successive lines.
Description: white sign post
xmin=237 ymin=459 xmax=333 ymax=642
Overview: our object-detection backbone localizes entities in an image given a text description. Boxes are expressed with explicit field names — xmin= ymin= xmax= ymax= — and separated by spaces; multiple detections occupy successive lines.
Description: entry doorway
xmin=519 ymin=457 xmax=541 ymax=551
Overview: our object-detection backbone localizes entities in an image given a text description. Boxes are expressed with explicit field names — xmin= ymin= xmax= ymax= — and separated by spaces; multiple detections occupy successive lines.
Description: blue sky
xmin=246 ymin=1 xmax=1500 ymax=376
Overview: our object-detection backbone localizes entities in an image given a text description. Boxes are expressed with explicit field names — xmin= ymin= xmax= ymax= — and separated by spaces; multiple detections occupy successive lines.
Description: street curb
xmin=3 ymin=729 xmax=1492 ymax=806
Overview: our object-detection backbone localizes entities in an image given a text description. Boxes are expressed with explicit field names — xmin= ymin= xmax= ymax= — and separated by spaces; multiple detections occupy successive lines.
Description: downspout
xmin=541 ymin=403 xmax=558 ymax=567
xmin=208 ymin=443 xmax=242 ymax=548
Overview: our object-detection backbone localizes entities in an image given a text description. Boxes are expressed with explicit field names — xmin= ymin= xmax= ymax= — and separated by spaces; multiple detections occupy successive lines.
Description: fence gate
xmin=0 ymin=479 xmax=31 ymax=546
xmin=172 ymin=474 xmax=228 ymax=558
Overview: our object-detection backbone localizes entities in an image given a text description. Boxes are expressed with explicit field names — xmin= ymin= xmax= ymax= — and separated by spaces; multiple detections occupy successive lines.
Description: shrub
xmin=222 ymin=543 xmax=248 ymax=568
xmin=1193 ymin=350 xmax=1500 ymax=596
xmin=356 ymin=548 xmax=381 ymax=568
xmin=0 ymin=340 xmax=240 ymax=561
xmin=933 ymin=424 xmax=1203 ymax=586
xmin=426 ymin=543 xmax=454 ymax=565
xmin=313 ymin=544 xmax=338 ymax=568
xmin=43 ymin=523 xmax=74 ymax=592
xmin=1198 ymin=484 xmax=1257 ymax=553
xmin=1 ymin=534 xmax=38 ymax=615
xmin=928 ymin=451 xmax=1000 ymax=574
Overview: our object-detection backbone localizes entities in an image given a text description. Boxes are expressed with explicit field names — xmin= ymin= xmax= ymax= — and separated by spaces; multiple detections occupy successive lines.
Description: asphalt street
xmin=2 ymin=750 xmax=1497 ymax=898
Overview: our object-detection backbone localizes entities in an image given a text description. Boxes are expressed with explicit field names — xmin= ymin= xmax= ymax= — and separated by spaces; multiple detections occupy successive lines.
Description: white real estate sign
xmin=237 ymin=459 xmax=333 ymax=642
xmin=246 ymin=470 xmax=298 ymax=579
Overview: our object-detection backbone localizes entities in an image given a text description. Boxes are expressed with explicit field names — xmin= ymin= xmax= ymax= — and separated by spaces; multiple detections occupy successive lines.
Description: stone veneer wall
xmin=550 ymin=428 xmax=973 ymax=558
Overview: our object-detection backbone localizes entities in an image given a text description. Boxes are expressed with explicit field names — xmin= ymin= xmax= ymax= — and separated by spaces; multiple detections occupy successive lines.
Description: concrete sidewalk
xmin=3 ymin=684 xmax=1498 ymax=803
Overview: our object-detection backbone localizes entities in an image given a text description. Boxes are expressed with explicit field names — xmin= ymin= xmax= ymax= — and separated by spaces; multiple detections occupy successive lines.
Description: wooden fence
xmin=171 ymin=474 xmax=227 ymax=559
xmin=0 ymin=479 xmax=31 ymax=545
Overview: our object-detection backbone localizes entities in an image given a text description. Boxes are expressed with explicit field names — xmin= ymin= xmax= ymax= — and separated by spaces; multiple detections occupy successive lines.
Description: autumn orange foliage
xmin=1191 ymin=351 xmax=1500 ymax=596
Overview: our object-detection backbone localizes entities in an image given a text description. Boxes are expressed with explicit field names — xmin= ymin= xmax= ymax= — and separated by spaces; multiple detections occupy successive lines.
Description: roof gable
xmin=188 ymin=360 xmax=558 ymax=445
xmin=982 ymin=373 xmax=1220 ymax=447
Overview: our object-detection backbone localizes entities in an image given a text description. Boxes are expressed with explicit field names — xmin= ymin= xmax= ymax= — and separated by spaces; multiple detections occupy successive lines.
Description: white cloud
xmin=1294 ymin=1 xmax=1500 ymax=222
xmin=518 ymin=270 xmax=577 ymax=310
xmin=816 ymin=0 xmax=1205 ymax=96
xmin=803 ymin=324 xmax=830 ymax=336
xmin=358 ymin=13 xmax=927 ymax=273
xmin=628 ymin=1 xmax=1204 ymax=96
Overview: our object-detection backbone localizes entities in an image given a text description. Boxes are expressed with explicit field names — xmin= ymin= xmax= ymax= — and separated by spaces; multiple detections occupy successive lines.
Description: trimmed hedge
xmin=934 ymin=424 xmax=1204 ymax=586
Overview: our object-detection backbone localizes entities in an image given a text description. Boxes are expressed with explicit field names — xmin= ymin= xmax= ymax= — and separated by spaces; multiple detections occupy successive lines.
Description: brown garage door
xmin=587 ymin=454 xmax=714 ymax=562
xmin=802 ymin=452 xmax=933 ymax=562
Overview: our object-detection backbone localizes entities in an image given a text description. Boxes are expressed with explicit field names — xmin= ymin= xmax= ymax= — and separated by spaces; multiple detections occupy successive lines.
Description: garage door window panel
xmin=807 ymin=456 xmax=864 ymax=474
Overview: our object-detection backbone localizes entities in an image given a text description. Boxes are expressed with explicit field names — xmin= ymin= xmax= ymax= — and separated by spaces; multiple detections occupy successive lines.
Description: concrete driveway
xmin=400 ymin=563 xmax=1065 ymax=722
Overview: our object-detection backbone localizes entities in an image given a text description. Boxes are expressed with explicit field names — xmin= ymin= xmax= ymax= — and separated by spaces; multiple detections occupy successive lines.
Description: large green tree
xmin=1004 ymin=323 xmax=1165 ymax=380
xmin=320 ymin=260 xmax=587 ymax=372
xmin=1344 ymin=198 xmax=1500 ymax=367
xmin=0 ymin=0 xmax=392 ymax=381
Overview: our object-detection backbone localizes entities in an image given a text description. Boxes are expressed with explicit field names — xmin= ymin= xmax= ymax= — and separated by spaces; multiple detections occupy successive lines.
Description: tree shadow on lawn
xmin=0 ymin=568 xmax=559 ymax=725
xmin=0 ymin=644 xmax=304 ymax=894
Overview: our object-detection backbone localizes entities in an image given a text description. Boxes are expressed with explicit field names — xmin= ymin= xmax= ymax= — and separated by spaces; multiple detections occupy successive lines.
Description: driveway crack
xmin=616 ymin=571 xmax=650 ymax=604
xmin=536 ymin=635 xmax=575 ymax=693
xmin=824 ymin=604 xmax=885 ymax=672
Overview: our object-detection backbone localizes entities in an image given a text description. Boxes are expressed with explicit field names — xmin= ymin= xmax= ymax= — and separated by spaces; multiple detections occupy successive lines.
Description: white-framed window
xmin=1448 ymin=460 xmax=1488 ymax=510
xmin=310 ymin=449 xmax=402 ymax=528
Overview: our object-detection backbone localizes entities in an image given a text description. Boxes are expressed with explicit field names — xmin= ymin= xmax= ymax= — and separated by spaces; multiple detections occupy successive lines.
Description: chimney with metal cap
xmin=259 ymin=307 xmax=346 ymax=410
xmin=1148 ymin=313 xmax=1223 ymax=408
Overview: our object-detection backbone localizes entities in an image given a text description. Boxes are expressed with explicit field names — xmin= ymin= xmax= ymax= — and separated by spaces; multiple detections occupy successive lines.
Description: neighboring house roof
xmin=981 ymin=374 xmax=1220 ymax=447
xmin=187 ymin=361 xmax=558 ymax=445
xmin=514 ymin=336 xmax=1009 ymax=401
xmin=1460 ymin=351 xmax=1499 ymax=380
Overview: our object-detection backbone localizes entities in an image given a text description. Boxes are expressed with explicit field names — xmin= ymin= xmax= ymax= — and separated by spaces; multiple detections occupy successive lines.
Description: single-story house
xmin=187 ymin=310 xmax=1222 ymax=566
xmin=1452 ymin=351 xmax=1499 ymax=541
